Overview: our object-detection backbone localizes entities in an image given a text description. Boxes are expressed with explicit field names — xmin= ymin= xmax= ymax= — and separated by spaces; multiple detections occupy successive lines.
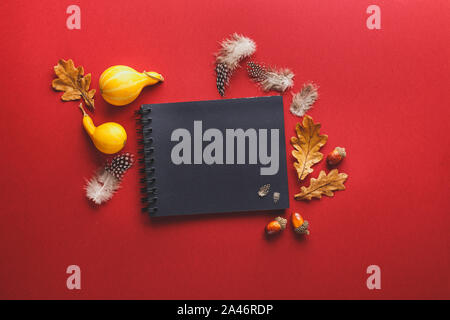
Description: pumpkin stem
xmin=79 ymin=102 xmax=89 ymax=117
xmin=143 ymin=71 xmax=164 ymax=82
xmin=79 ymin=103 xmax=88 ymax=117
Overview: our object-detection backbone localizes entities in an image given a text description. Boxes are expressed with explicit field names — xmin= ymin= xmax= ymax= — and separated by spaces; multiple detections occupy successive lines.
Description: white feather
xmin=85 ymin=170 xmax=120 ymax=205
xmin=259 ymin=68 xmax=294 ymax=92
xmin=216 ymin=33 xmax=256 ymax=71
xmin=290 ymin=83 xmax=319 ymax=117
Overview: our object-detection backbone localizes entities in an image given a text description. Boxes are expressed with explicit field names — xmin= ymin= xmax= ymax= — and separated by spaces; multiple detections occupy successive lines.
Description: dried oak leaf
xmin=295 ymin=169 xmax=348 ymax=200
xmin=291 ymin=115 xmax=328 ymax=181
xmin=52 ymin=59 xmax=95 ymax=109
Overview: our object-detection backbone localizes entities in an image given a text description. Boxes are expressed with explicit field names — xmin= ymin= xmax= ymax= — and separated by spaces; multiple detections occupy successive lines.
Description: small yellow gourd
xmin=79 ymin=104 xmax=127 ymax=154
xmin=99 ymin=65 xmax=164 ymax=106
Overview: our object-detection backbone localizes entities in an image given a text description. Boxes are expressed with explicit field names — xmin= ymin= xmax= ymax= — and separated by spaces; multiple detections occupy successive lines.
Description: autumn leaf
xmin=295 ymin=169 xmax=348 ymax=200
xmin=52 ymin=59 xmax=95 ymax=109
xmin=291 ymin=115 xmax=328 ymax=181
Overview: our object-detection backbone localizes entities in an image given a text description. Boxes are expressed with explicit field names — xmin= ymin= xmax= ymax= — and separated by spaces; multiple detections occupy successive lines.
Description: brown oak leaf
xmin=52 ymin=59 xmax=95 ymax=109
xmin=295 ymin=169 xmax=348 ymax=200
xmin=291 ymin=115 xmax=328 ymax=181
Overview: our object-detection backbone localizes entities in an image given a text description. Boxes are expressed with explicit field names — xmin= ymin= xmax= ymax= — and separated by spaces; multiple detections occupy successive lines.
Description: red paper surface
xmin=0 ymin=0 xmax=449 ymax=299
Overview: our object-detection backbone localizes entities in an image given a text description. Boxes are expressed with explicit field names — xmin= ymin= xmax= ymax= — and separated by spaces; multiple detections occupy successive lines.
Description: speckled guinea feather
xmin=216 ymin=33 xmax=256 ymax=71
xmin=215 ymin=33 xmax=256 ymax=96
xmin=290 ymin=83 xmax=319 ymax=117
xmin=247 ymin=61 xmax=294 ymax=93
xmin=85 ymin=153 xmax=134 ymax=205
xmin=85 ymin=170 xmax=120 ymax=205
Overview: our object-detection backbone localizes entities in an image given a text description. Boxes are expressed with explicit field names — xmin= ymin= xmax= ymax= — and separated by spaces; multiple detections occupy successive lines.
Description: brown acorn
xmin=291 ymin=212 xmax=310 ymax=235
xmin=265 ymin=216 xmax=287 ymax=235
xmin=327 ymin=147 xmax=346 ymax=166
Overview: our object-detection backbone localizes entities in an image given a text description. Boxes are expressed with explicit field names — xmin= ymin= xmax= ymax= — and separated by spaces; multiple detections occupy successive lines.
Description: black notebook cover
xmin=136 ymin=96 xmax=289 ymax=216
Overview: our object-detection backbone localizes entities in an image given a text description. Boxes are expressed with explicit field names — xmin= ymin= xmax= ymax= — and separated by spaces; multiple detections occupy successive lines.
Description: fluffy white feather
xmin=85 ymin=170 xmax=120 ymax=205
xmin=259 ymin=68 xmax=294 ymax=92
xmin=290 ymin=83 xmax=319 ymax=117
xmin=216 ymin=33 xmax=256 ymax=71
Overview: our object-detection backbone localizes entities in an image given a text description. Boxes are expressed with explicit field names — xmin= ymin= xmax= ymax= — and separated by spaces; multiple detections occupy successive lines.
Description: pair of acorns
xmin=266 ymin=213 xmax=309 ymax=235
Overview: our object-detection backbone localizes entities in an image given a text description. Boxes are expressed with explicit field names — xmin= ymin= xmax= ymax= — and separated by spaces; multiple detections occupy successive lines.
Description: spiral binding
xmin=136 ymin=107 xmax=158 ymax=214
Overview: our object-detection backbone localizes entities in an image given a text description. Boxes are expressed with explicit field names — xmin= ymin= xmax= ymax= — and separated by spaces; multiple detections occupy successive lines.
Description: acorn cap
xmin=294 ymin=220 xmax=310 ymax=235
xmin=335 ymin=147 xmax=346 ymax=158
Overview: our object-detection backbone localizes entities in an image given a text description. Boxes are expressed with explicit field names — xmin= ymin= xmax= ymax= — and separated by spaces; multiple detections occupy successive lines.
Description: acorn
xmin=291 ymin=212 xmax=310 ymax=235
xmin=327 ymin=147 xmax=346 ymax=166
xmin=265 ymin=216 xmax=287 ymax=235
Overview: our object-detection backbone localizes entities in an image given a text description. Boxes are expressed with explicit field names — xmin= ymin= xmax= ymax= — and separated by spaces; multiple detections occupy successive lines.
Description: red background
xmin=0 ymin=0 xmax=449 ymax=299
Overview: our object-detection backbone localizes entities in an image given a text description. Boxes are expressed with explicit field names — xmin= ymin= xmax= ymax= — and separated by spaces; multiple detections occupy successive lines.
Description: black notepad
xmin=136 ymin=96 xmax=289 ymax=216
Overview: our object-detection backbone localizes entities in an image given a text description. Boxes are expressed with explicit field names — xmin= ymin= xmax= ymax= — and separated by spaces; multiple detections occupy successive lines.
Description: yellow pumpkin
xmin=79 ymin=104 xmax=127 ymax=154
xmin=99 ymin=65 xmax=164 ymax=106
